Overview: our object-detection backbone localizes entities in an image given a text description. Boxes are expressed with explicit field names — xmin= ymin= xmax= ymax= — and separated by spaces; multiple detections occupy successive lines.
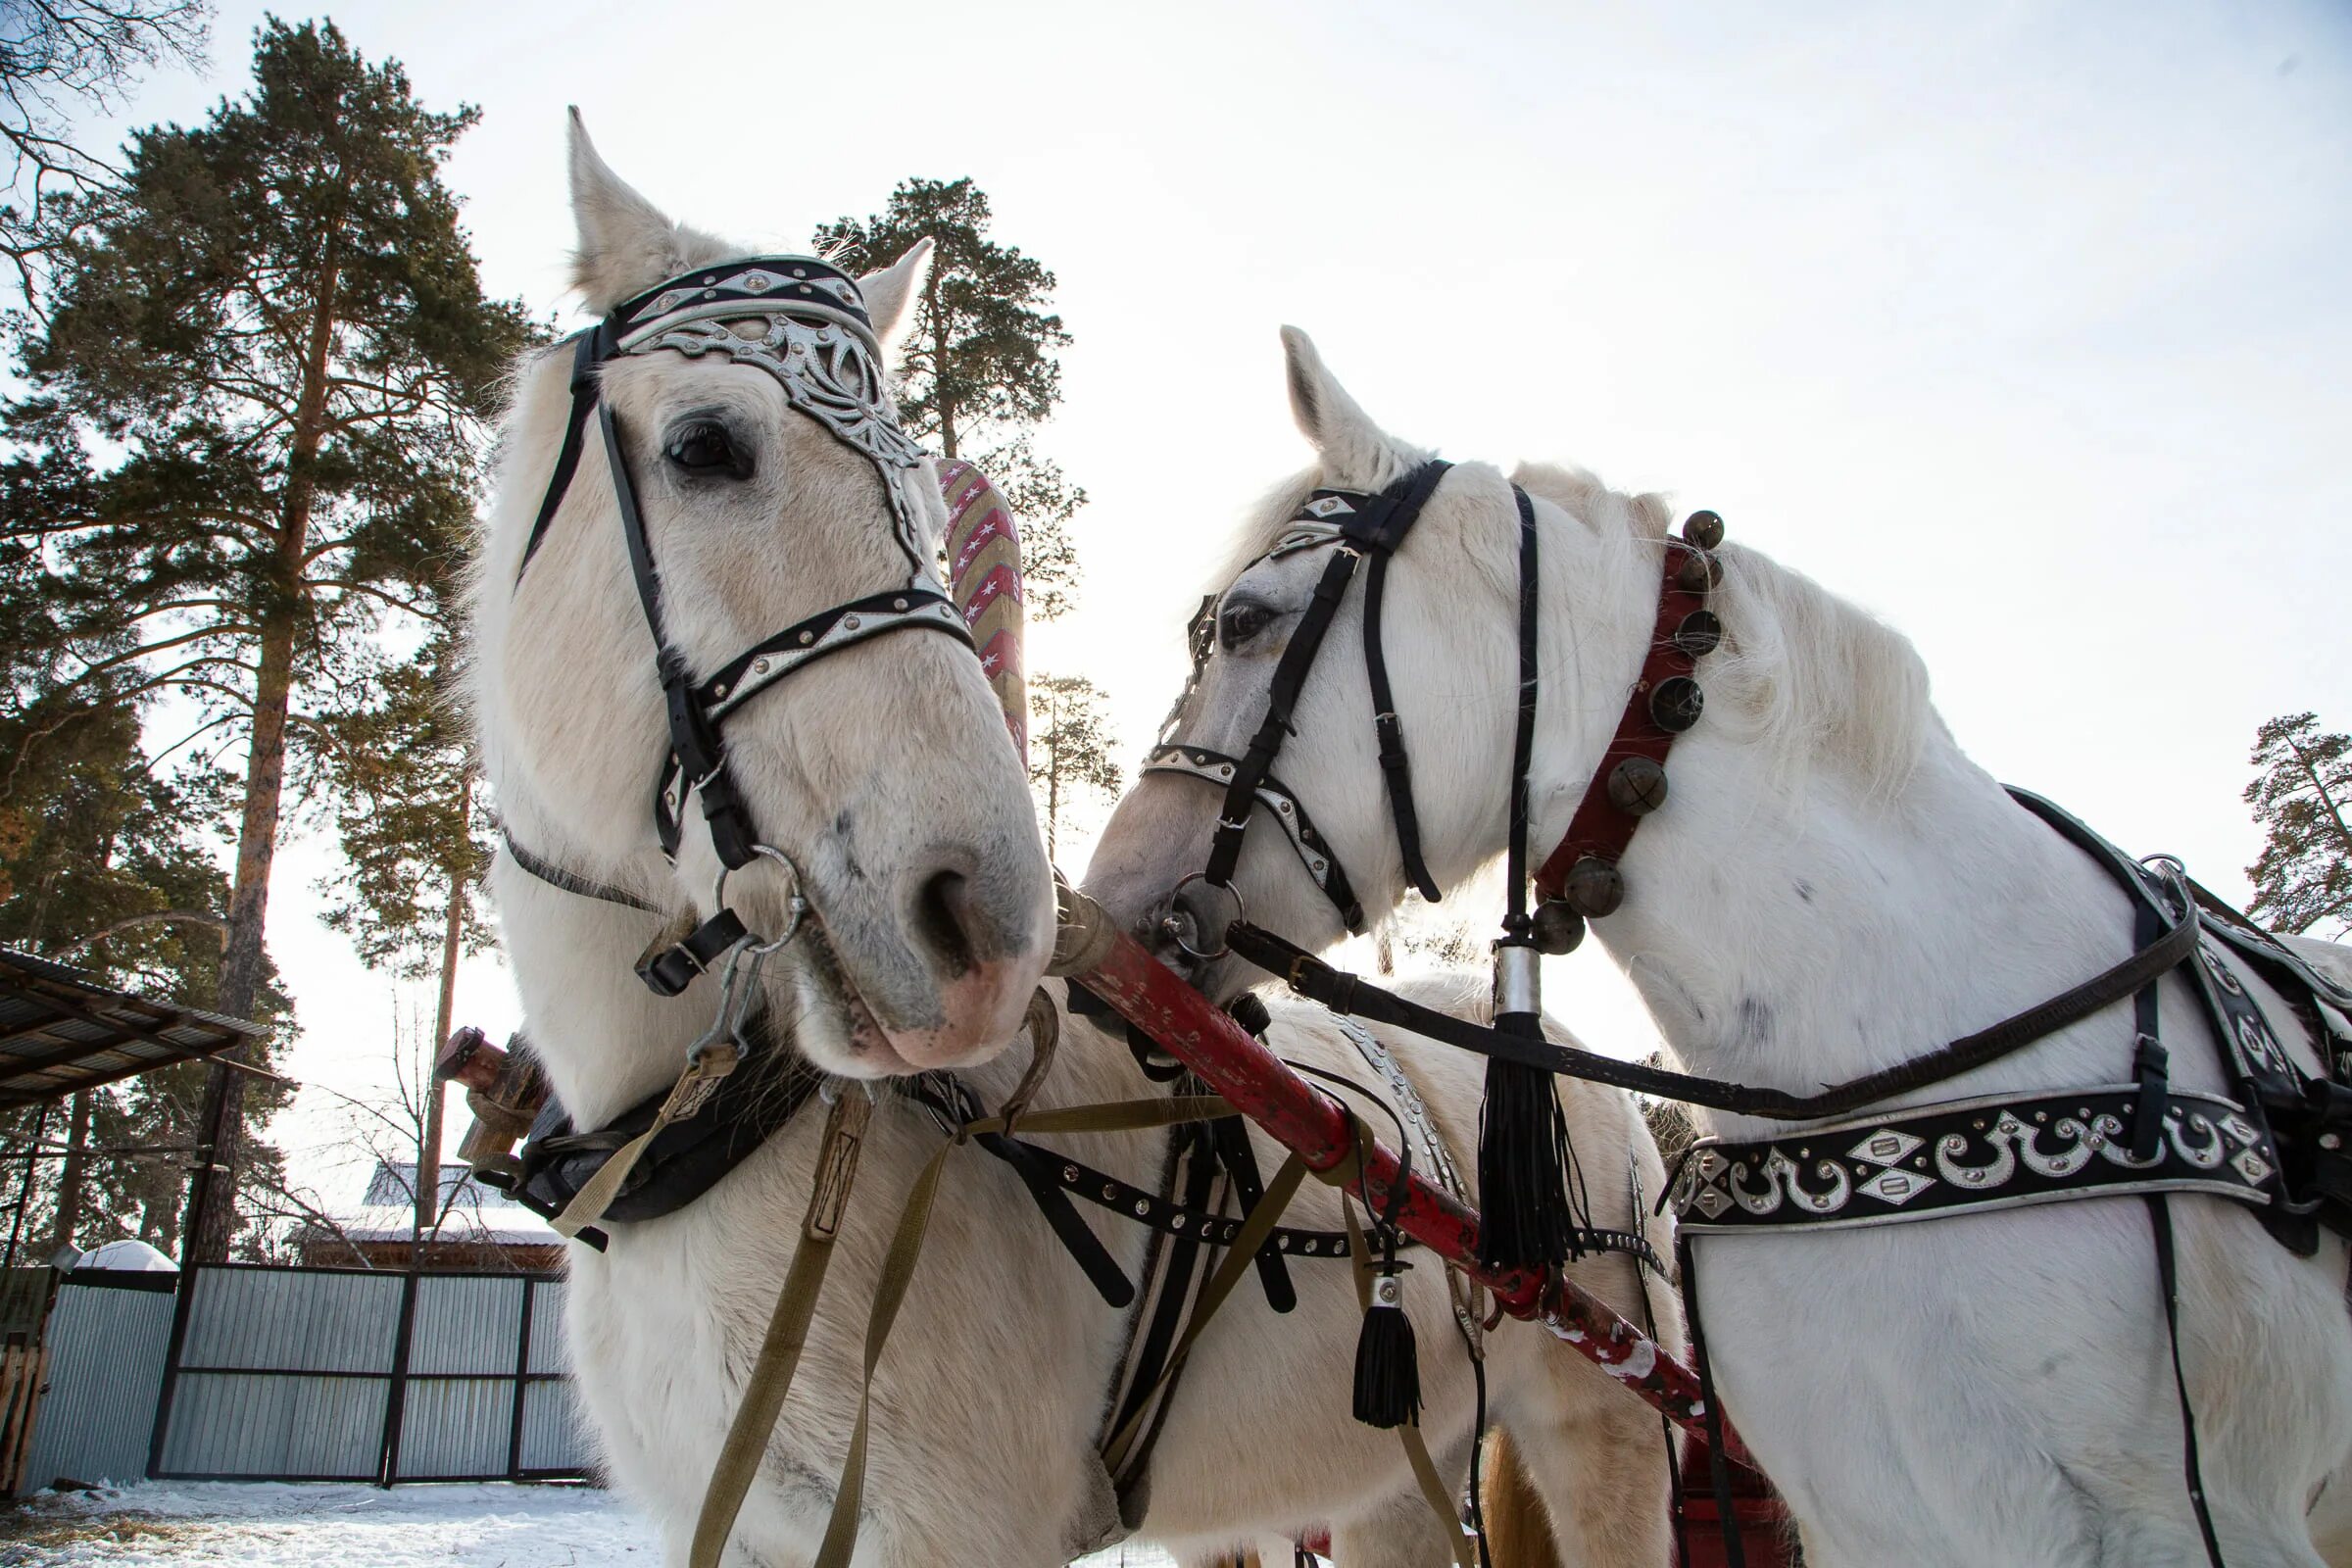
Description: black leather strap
xmin=1141 ymin=744 xmax=1363 ymax=932
xmin=1501 ymin=485 xmax=1541 ymax=939
xmin=1203 ymin=549 xmax=1362 ymax=891
xmin=504 ymin=830 xmax=663 ymax=915
xmin=498 ymin=1027 xmax=825 ymax=1246
xmin=1360 ymin=461 xmax=1453 ymax=903
xmin=1226 ymin=787 xmax=2207 ymax=1121
xmin=514 ymin=325 xmax=612 ymax=581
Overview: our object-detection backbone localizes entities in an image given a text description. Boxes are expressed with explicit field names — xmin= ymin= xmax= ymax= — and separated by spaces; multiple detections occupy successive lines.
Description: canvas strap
xmin=686 ymin=1091 xmax=1258 ymax=1568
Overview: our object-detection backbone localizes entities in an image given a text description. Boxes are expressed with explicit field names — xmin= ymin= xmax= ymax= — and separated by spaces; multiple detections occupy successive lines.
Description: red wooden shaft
xmin=1076 ymin=927 xmax=1747 ymax=1464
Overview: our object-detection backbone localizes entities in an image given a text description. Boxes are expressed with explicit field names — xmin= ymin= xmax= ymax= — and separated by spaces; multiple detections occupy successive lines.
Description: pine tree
xmin=3 ymin=19 xmax=534 ymax=1258
xmin=815 ymin=177 xmax=1083 ymax=618
xmin=0 ymin=685 xmax=293 ymax=1261
xmin=2246 ymin=711 xmax=2352 ymax=937
xmin=1028 ymin=674 xmax=1122 ymax=858
xmin=315 ymin=628 xmax=489 ymax=1254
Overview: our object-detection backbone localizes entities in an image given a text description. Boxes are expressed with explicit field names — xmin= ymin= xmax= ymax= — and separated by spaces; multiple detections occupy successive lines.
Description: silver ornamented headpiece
xmin=611 ymin=257 xmax=937 ymax=583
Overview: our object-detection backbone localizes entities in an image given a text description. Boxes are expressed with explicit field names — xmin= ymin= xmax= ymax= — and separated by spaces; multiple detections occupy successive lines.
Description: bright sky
xmin=75 ymin=1 xmax=2352 ymax=1210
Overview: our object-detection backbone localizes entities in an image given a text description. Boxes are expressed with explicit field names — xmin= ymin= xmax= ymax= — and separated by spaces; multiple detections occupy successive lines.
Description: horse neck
xmin=1554 ymin=637 xmax=2142 ymax=1139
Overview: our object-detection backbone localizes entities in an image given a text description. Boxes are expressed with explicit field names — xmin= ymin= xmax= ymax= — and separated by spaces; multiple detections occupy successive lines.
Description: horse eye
xmin=665 ymin=421 xmax=748 ymax=478
xmin=1219 ymin=601 xmax=1274 ymax=650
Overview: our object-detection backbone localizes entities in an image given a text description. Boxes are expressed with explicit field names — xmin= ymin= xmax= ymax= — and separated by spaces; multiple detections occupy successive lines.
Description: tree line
xmin=0 ymin=4 xmax=1128 ymax=1265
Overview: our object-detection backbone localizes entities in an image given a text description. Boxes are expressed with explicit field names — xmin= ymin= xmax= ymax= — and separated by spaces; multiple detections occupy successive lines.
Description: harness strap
xmin=688 ymin=1089 xmax=1269 ymax=1568
xmin=1204 ymin=549 xmax=1363 ymax=892
xmin=689 ymin=1090 xmax=872 ymax=1568
xmin=1362 ymin=461 xmax=1454 ymax=903
xmin=1102 ymin=1150 xmax=1310 ymax=1472
xmin=1225 ymin=827 xmax=2203 ymax=1120
xmin=2149 ymin=1193 xmax=2227 ymax=1567
xmin=515 ymin=325 xmax=612 ymax=577
xmin=1143 ymin=745 xmax=1364 ymax=932
xmin=1676 ymin=1228 xmax=1748 ymax=1568
xmin=2129 ymin=879 xmax=2228 ymax=1567
xmin=503 ymin=831 xmax=663 ymax=914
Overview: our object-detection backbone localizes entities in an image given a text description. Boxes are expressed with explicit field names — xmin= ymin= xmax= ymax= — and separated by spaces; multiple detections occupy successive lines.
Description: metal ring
xmin=744 ymin=843 xmax=808 ymax=955
xmin=1164 ymin=872 xmax=1243 ymax=960
xmin=708 ymin=844 xmax=809 ymax=956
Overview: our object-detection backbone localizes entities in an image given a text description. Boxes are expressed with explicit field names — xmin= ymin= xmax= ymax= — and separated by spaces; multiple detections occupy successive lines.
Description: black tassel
xmin=1477 ymin=1044 xmax=1577 ymax=1271
xmin=1352 ymin=1265 xmax=1420 ymax=1429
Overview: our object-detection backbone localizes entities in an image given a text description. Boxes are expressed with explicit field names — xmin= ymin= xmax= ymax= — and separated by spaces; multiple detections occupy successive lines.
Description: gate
xmin=147 ymin=1262 xmax=583 ymax=1483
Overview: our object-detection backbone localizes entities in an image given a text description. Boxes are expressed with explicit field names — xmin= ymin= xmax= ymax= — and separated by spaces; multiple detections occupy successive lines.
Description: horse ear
xmin=566 ymin=109 xmax=728 ymax=314
xmin=856 ymin=239 xmax=934 ymax=355
xmin=1279 ymin=326 xmax=1417 ymax=484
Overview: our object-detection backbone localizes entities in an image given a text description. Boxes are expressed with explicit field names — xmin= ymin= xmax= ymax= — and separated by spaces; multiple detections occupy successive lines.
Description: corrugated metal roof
xmin=0 ymin=946 xmax=263 ymax=1107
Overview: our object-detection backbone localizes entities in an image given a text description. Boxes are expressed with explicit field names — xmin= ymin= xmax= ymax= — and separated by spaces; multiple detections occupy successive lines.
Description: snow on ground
xmin=2 ymin=1482 xmax=655 ymax=1567
xmin=1 ymin=1481 xmax=1180 ymax=1566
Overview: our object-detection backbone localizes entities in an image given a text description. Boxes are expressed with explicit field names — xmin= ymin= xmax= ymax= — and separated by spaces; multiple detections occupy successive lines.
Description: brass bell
xmin=1674 ymin=609 xmax=1722 ymax=658
xmin=1606 ymin=756 xmax=1669 ymax=815
xmin=1562 ymin=856 xmax=1625 ymax=918
xmin=1683 ymin=510 xmax=1726 ymax=550
xmin=1675 ymin=548 xmax=1713 ymax=594
xmin=1650 ymin=675 xmax=1705 ymax=733
xmin=1532 ymin=899 xmax=1586 ymax=955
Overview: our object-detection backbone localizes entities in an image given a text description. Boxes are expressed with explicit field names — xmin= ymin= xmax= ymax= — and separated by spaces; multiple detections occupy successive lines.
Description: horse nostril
xmin=913 ymin=870 xmax=981 ymax=977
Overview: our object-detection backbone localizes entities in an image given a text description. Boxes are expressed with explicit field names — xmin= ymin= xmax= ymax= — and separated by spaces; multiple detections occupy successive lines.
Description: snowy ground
xmin=0 ymin=1482 xmax=1179 ymax=1566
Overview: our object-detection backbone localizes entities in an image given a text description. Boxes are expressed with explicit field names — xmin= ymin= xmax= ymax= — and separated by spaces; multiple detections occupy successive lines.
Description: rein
xmin=1229 ymin=789 xmax=2206 ymax=1122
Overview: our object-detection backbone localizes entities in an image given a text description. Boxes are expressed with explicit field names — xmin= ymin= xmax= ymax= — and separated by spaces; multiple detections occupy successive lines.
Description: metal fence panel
xmin=143 ymin=1264 xmax=585 ymax=1484
xmin=179 ymin=1267 xmax=403 ymax=1373
xmin=395 ymin=1378 xmax=514 ymax=1479
xmin=526 ymin=1279 xmax=569 ymax=1376
xmin=157 ymin=1369 xmax=388 ymax=1480
xmin=517 ymin=1378 xmax=586 ymax=1474
xmin=20 ymin=1276 xmax=173 ymax=1489
xmin=408 ymin=1276 xmax=523 ymax=1374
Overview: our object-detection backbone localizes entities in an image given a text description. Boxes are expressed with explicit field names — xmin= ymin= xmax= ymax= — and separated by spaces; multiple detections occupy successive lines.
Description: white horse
xmin=1082 ymin=326 xmax=2352 ymax=1568
xmin=468 ymin=122 xmax=1679 ymax=1567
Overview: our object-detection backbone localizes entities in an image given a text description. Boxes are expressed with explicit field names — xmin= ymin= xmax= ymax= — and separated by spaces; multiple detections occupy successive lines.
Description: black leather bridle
xmin=510 ymin=255 xmax=975 ymax=994
xmin=1148 ymin=461 xmax=1506 ymax=945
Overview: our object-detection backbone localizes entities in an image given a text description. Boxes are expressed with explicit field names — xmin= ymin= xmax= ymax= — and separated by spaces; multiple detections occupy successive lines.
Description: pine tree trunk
xmin=185 ymin=235 xmax=343 ymax=1264
xmin=415 ymin=773 xmax=470 ymax=1266
xmin=2289 ymin=737 xmax=2352 ymax=858
xmin=46 ymin=1090 xmax=91 ymax=1256
xmin=927 ymin=266 xmax=957 ymax=460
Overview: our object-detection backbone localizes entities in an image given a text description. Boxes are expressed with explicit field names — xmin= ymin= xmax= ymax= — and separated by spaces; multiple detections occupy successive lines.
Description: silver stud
xmin=1134 ymin=1200 xmax=1150 ymax=1217
xmin=844 ymin=615 xmax=861 ymax=630
xmin=711 ymin=683 xmax=728 ymax=699
xmin=752 ymin=659 xmax=769 ymax=675
xmin=1062 ymin=1165 xmax=1079 ymax=1182
xmin=893 ymin=598 xmax=907 ymax=611
xmin=799 ymin=631 xmax=815 ymax=645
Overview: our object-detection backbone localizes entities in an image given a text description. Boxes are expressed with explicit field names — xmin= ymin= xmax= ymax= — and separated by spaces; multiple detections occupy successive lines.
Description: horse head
xmin=1085 ymin=327 xmax=1667 ymax=1001
xmin=474 ymin=115 xmax=1054 ymax=1081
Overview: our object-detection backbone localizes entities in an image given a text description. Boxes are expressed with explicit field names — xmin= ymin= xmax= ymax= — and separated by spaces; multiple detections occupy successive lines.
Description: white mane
xmin=1513 ymin=461 xmax=1936 ymax=807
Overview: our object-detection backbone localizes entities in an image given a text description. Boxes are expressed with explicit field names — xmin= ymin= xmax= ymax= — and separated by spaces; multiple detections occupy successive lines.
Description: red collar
xmin=1532 ymin=513 xmax=1724 ymax=923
